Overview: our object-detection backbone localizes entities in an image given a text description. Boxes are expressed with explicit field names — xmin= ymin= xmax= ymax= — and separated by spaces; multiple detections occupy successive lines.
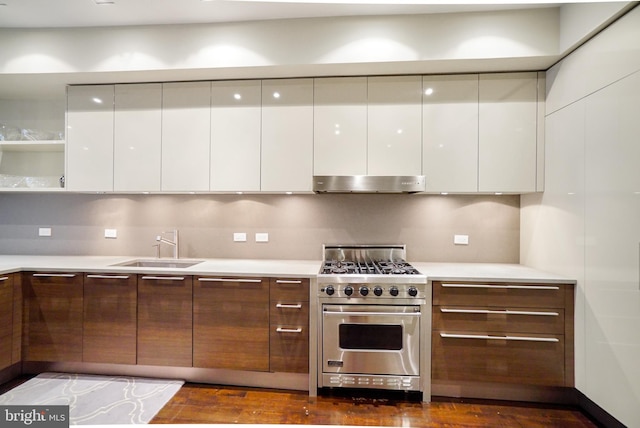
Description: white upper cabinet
xmin=314 ymin=77 xmax=367 ymax=176
xmin=114 ymin=84 xmax=162 ymax=192
xmin=368 ymin=76 xmax=422 ymax=176
xmin=261 ymin=78 xmax=314 ymax=192
xmin=478 ymin=72 xmax=538 ymax=193
xmin=210 ymin=80 xmax=261 ymax=192
xmin=422 ymin=75 xmax=479 ymax=192
xmin=161 ymin=82 xmax=211 ymax=192
xmin=66 ymin=85 xmax=114 ymax=192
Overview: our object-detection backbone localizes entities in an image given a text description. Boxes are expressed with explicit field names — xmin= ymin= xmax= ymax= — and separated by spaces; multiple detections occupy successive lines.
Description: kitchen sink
xmin=113 ymin=259 xmax=204 ymax=268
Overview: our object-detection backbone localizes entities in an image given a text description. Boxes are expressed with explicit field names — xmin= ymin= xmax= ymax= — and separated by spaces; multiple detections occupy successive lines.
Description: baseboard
xmin=0 ymin=363 xmax=22 ymax=386
xmin=431 ymin=380 xmax=577 ymax=405
xmin=21 ymin=361 xmax=309 ymax=392
xmin=576 ymin=389 xmax=626 ymax=428
xmin=432 ymin=380 xmax=629 ymax=428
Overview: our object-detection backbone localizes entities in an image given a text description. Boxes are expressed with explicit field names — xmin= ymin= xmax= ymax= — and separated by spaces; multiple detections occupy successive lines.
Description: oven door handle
xmin=323 ymin=311 xmax=421 ymax=317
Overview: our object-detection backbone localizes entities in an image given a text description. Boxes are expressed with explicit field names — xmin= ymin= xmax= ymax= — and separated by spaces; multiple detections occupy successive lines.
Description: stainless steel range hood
xmin=313 ymin=175 xmax=426 ymax=193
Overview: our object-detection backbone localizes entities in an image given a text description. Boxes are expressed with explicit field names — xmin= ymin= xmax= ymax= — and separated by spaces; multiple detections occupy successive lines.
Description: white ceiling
xmin=0 ymin=0 xmax=562 ymax=29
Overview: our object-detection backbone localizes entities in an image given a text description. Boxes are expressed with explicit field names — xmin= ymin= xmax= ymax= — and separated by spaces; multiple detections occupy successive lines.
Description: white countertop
xmin=0 ymin=255 xmax=575 ymax=283
xmin=0 ymin=255 xmax=322 ymax=278
xmin=413 ymin=262 xmax=575 ymax=284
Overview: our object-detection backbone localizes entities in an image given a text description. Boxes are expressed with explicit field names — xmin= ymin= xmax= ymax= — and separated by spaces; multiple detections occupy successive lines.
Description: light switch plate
xmin=38 ymin=227 xmax=52 ymax=237
xmin=255 ymin=233 xmax=269 ymax=243
xmin=233 ymin=232 xmax=247 ymax=242
xmin=104 ymin=228 xmax=117 ymax=239
xmin=454 ymin=234 xmax=469 ymax=245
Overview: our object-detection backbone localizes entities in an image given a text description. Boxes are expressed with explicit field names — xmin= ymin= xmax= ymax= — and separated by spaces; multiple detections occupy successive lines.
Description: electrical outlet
xmin=233 ymin=232 xmax=247 ymax=242
xmin=38 ymin=227 xmax=52 ymax=237
xmin=454 ymin=234 xmax=469 ymax=245
xmin=255 ymin=233 xmax=269 ymax=243
xmin=104 ymin=228 xmax=117 ymax=239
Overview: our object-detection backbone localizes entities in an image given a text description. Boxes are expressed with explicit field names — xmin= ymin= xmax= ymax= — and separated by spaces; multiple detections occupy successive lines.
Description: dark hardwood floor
xmin=151 ymin=383 xmax=599 ymax=427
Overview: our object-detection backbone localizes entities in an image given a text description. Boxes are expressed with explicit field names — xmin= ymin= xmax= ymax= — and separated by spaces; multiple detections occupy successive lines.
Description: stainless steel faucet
xmin=156 ymin=229 xmax=179 ymax=259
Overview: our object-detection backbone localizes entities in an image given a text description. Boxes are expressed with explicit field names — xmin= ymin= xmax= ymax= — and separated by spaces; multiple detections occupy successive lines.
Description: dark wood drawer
xmin=432 ymin=331 xmax=565 ymax=387
xmin=270 ymin=278 xmax=309 ymax=302
xmin=271 ymin=302 xmax=309 ymax=327
xmin=433 ymin=281 xmax=566 ymax=309
xmin=270 ymin=324 xmax=309 ymax=373
xmin=433 ymin=306 xmax=565 ymax=335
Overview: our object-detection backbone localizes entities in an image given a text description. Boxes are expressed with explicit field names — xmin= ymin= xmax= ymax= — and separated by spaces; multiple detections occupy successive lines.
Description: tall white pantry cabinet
xmin=521 ymin=7 xmax=640 ymax=426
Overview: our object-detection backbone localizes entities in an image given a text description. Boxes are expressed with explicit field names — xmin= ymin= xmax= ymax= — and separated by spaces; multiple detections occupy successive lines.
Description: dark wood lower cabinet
xmin=432 ymin=332 xmax=565 ymax=386
xmin=83 ymin=273 xmax=137 ymax=365
xmin=137 ymin=275 xmax=192 ymax=367
xmin=16 ymin=270 xmax=310 ymax=379
xmin=432 ymin=280 xmax=575 ymax=400
xmin=22 ymin=272 xmax=83 ymax=362
xmin=194 ymin=276 xmax=269 ymax=371
xmin=0 ymin=274 xmax=13 ymax=370
xmin=11 ymin=274 xmax=22 ymax=364
xmin=269 ymin=278 xmax=309 ymax=373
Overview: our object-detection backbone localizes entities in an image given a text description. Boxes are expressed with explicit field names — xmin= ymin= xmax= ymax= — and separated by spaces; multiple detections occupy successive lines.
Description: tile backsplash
xmin=0 ymin=193 xmax=519 ymax=263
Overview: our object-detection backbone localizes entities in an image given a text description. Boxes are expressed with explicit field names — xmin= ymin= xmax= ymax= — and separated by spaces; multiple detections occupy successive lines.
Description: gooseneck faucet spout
xmin=156 ymin=229 xmax=179 ymax=259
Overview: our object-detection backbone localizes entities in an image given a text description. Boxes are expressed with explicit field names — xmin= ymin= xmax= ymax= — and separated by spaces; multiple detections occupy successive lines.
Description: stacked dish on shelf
xmin=0 ymin=122 xmax=65 ymax=190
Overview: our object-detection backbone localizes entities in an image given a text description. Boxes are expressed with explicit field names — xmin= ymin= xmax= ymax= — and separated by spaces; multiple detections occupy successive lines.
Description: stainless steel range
xmin=315 ymin=244 xmax=430 ymax=401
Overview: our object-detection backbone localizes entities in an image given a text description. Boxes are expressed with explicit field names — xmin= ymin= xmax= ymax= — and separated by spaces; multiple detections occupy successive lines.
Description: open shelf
xmin=0 ymin=140 xmax=65 ymax=152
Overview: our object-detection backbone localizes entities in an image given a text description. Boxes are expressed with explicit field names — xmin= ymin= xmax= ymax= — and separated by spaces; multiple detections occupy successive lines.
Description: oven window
xmin=339 ymin=324 xmax=403 ymax=350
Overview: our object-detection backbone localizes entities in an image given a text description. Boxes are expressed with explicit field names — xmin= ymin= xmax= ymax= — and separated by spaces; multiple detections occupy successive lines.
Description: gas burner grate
xmin=321 ymin=259 xmax=420 ymax=275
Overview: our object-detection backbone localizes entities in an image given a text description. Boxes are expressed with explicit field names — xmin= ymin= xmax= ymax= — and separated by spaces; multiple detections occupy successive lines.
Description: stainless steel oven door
xmin=322 ymin=304 xmax=420 ymax=376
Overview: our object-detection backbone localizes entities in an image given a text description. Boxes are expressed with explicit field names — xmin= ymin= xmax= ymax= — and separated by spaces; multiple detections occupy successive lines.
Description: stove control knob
xmin=389 ymin=286 xmax=399 ymax=297
xmin=344 ymin=286 xmax=354 ymax=296
xmin=373 ymin=286 xmax=383 ymax=296
xmin=408 ymin=287 xmax=418 ymax=297
xmin=359 ymin=286 xmax=369 ymax=296
xmin=325 ymin=285 xmax=335 ymax=296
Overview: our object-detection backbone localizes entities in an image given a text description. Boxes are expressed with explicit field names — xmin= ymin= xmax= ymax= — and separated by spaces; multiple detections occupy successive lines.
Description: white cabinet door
xmin=114 ymin=84 xmax=162 ymax=192
xmin=161 ymin=82 xmax=211 ymax=192
xmin=583 ymin=70 xmax=640 ymax=423
xmin=261 ymin=78 xmax=314 ymax=192
xmin=210 ymin=80 xmax=261 ymax=192
xmin=423 ymin=75 xmax=479 ymax=192
xmin=66 ymin=85 xmax=114 ymax=192
xmin=368 ymin=76 xmax=422 ymax=176
xmin=478 ymin=72 xmax=538 ymax=193
xmin=313 ymin=77 xmax=367 ymax=176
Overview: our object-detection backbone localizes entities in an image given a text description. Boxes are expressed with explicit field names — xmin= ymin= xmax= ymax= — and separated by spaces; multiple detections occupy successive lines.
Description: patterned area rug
xmin=0 ymin=372 xmax=184 ymax=425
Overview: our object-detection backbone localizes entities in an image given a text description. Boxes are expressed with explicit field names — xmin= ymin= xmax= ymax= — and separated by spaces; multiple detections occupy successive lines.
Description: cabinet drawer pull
xmin=276 ymin=280 xmax=303 ymax=284
xmin=440 ymin=308 xmax=559 ymax=316
xmin=440 ymin=332 xmax=559 ymax=343
xmin=198 ymin=278 xmax=262 ymax=283
xmin=141 ymin=276 xmax=184 ymax=281
xmin=276 ymin=303 xmax=303 ymax=309
xmin=276 ymin=327 xmax=303 ymax=333
xmin=86 ymin=274 xmax=131 ymax=280
xmin=441 ymin=283 xmax=560 ymax=290
xmin=0 ymin=276 xmax=8 ymax=282
xmin=32 ymin=273 xmax=77 ymax=278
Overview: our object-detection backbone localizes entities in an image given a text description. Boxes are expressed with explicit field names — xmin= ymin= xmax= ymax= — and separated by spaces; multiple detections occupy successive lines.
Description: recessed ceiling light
xmin=94 ymin=0 xmax=115 ymax=5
